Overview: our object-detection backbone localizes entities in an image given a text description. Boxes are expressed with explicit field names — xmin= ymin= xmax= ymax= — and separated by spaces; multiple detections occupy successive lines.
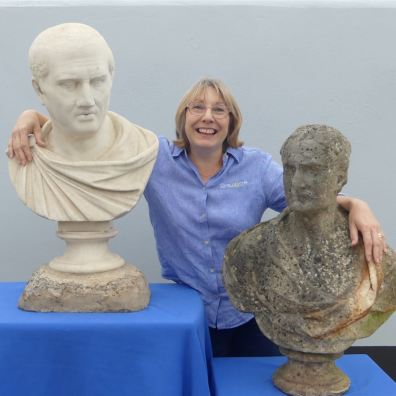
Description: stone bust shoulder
xmin=224 ymin=207 xmax=364 ymax=314
xmin=8 ymin=112 xmax=158 ymax=221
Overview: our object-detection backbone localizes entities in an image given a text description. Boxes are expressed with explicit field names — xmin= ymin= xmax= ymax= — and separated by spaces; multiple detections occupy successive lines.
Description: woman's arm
xmin=7 ymin=110 xmax=48 ymax=165
xmin=336 ymin=195 xmax=386 ymax=264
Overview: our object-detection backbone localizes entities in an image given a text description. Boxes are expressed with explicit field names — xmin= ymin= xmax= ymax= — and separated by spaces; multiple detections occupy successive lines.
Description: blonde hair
xmin=174 ymin=78 xmax=243 ymax=151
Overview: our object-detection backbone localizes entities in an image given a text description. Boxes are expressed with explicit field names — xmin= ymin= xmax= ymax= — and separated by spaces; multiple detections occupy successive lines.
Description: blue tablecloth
xmin=0 ymin=282 xmax=213 ymax=396
xmin=213 ymin=355 xmax=395 ymax=396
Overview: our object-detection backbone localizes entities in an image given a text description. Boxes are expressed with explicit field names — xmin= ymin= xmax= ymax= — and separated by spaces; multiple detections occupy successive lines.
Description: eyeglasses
xmin=187 ymin=102 xmax=230 ymax=119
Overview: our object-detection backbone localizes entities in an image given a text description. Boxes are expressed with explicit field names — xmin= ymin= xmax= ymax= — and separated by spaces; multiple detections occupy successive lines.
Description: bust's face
xmin=35 ymin=46 xmax=112 ymax=137
xmin=283 ymin=140 xmax=340 ymax=212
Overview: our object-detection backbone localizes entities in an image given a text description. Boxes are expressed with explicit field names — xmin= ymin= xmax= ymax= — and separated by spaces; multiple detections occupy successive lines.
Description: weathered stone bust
xmin=8 ymin=23 xmax=158 ymax=312
xmin=223 ymin=125 xmax=396 ymax=396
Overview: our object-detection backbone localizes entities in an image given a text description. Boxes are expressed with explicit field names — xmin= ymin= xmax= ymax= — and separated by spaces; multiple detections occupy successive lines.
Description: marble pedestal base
xmin=273 ymin=348 xmax=351 ymax=396
xmin=19 ymin=264 xmax=150 ymax=312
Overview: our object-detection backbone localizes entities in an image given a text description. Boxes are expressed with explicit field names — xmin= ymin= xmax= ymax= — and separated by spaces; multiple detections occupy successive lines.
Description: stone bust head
xmin=281 ymin=124 xmax=351 ymax=214
xmin=29 ymin=23 xmax=115 ymax=161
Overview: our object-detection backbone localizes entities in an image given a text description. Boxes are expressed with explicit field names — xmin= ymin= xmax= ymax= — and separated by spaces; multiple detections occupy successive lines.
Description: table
xmin=213 ymin=355 xmax=396 ymax=395
xmin=0 ymin=282 xmax=213 ymax=396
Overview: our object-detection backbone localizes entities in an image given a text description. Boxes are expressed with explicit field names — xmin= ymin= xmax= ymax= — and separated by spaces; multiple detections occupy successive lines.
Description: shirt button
xmin=203 ymin=240 xmax=209 ymax=245
xmin=210 ymin=267 xmax=215 ymax=273
xmin=201 ymin=214 xmax=206 ymax=221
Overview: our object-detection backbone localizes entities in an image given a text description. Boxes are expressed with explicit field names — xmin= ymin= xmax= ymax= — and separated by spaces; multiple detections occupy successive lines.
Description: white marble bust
xmin=9 ymin=23 xmax=158 ymax=221
xmin=8 ymin=23 xmax=158 ymax=312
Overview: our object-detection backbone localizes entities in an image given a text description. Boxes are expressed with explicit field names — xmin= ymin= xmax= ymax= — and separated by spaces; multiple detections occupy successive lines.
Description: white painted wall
xmin=0 ymin=3 xmax=395 ymax=345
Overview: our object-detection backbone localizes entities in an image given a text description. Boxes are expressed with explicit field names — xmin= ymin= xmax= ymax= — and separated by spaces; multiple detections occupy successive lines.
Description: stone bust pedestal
xmin=8 ymin=23 xmax=159 ymax=312
xmin=223 ymin=125 xmax=396 ymax=396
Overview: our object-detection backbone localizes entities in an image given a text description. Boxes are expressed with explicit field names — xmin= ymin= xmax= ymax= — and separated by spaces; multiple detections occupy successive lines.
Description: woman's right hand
xmin=7 ymin=110 xmax=47 ymax=166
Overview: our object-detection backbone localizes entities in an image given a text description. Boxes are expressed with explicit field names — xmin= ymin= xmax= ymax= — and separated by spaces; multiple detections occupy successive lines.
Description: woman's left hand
xmin=337 ymin=196 xmax=386 ymax=264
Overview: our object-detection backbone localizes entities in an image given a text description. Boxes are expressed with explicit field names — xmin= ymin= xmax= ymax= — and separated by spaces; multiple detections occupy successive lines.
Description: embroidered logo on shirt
xmin=219 ymin=181 xmax=248 ymax=189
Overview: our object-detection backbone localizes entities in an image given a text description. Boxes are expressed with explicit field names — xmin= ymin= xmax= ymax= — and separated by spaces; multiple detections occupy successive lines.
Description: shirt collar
xmin=225 ymin=146 xmax=242 ymax=163
xmin=171 ymin=144 xmax=243 ymax=163
xmin=171 ymin=144 xmax=185 ymax=158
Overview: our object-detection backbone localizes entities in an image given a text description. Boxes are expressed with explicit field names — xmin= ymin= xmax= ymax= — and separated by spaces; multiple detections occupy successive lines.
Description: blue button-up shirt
xmin=144 ymin=137 xmax=286 ymax=329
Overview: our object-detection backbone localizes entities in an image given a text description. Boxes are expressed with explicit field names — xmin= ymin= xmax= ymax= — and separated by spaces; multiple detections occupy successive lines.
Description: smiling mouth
xmin=196 ymin=128 xmax=217 ymax=135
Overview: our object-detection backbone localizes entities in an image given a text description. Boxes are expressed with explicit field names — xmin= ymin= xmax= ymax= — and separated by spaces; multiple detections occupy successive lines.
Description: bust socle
xmin=8 ymin=23 xmax=159 ymax=312
xmin=223 ymin=125 xmax=396 ymax=396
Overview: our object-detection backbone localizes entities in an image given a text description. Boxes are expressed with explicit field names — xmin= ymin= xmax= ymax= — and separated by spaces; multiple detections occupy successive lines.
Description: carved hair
xmin=29 ymin=23 xmax=115 ymax=81
xmin=174 ymin=78 xmax=243 ymax=151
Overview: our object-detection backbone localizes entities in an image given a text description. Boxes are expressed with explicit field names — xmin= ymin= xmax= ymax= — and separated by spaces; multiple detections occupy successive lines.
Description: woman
xmin=7 ymin=78 xmax=386 ymax=357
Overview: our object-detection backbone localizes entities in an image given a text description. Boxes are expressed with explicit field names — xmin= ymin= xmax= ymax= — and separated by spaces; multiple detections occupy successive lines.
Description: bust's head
xmin=29 ymin=23 xmax=115 ymax=138
xmin=280 ymin=124 xmax=351 ymax=213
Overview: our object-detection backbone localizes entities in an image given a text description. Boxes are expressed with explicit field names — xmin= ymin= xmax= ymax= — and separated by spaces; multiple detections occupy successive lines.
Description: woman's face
xmin=184 ymin=87 xmax=230 ymax=156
